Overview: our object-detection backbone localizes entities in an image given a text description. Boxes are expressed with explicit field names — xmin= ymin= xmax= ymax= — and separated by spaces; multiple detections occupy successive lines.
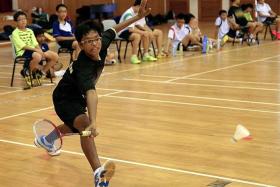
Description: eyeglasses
xmin=17 ymin=18 xmax=27 ymax=22
xmin=81 ymin=37 xmax=102 ymax=45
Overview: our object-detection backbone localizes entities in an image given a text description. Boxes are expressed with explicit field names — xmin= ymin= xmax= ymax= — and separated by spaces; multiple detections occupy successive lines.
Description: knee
xmin=73 ymin=115 xmax=91 ymax=132
xmin=73 ymin=41 xmax=80 ymax=50
xmin=32 ymin=52 xmax=42 ymax=62
xmin=133 ymin=34 xmax=141 ymax=42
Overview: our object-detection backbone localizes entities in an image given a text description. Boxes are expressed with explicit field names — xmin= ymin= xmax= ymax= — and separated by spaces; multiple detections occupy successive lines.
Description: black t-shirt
xmin=228 ymin=5 xmax=248 ymax=26
xmin=53 ymin=28 xmax=116 ymax=101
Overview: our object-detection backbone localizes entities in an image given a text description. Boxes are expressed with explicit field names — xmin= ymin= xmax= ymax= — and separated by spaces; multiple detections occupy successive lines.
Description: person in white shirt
xmin=135 ymin=17 xmax=164 ymax=58
xmin=256 ymin=0 xmax=280 ymax=39
xmin=164 ymin=13 xmax=191 ymax=55
xmin=215 ymin=10 xmax=233 ymax=41
xmin=118 ymin=0 xmax=157 ymax=64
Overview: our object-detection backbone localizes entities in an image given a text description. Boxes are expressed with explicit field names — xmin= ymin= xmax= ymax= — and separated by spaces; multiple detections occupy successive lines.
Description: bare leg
xmin=152 ymin=29 xmax=163 ymax=54
xmin=43 ymin=51 xmax=59 ymax=73
xmin=73 ymin=114 xmax=101 ymax=171
xmin=129 ymin=33 xmax=141 ymax=55
xmin=29 ymin=52 xmax=42 ymax=72
xmin=72 ymin=41 xmax=81 ymax=60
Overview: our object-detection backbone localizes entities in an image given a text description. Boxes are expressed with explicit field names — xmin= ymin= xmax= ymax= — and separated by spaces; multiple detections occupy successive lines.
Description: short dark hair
xmin=184 ymin=13 xmax=195 ymax=24
xmin=13 ymin=11 xmax=27 ymax=21
xmin=75 ymin=20 xmax=103 ymax=43
xmin=176 ymin=13 xmax=185 ymax=20
xmin=33 ymin=28 xmax=44 ymax=37
xmin=219 ymin=10 xmax=227 ymax=15
xmin=134 ymin=0 xmax=141 ymax=6
xmin=241 ymin=3 xmax=254 ymax=11
xmin=56 ymin=4 xmax=67 ymax=11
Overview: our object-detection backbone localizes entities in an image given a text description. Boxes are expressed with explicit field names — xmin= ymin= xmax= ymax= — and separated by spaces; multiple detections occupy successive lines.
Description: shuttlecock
xmin=232 ymin=124 xmax=251 ymax=142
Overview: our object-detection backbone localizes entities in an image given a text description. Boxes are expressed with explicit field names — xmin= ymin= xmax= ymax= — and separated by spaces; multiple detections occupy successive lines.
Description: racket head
xmin=33 ymin=119 xmax=63 ymax=152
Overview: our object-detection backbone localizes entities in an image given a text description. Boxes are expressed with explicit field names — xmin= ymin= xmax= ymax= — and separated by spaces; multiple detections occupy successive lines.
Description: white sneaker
xmin=34 ymin=136 xmax=61 ymax=156
xmin=54 ymin=70 xmax=66 ymax=77
xmin=94 ymin=160 xmax=116 ymax=187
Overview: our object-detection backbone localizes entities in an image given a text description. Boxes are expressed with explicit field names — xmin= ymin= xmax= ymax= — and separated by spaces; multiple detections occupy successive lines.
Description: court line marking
xmin=140 ymin=74 xmax=280 ymax=86
xmin=123 ymin=78 xmax=280 ymax=92
xmin=0 ymin=139 xmax=275 ymax=187
xmin=105 ymin=95 xmax=280 ymax=114
xmin=166 ymin=55 xmax=280 ymax=82
xmin=0 ymin=91 xmax=122 ymax=121
xmin=98 ymin=88 xmax=280 ymax=106
xmin=0 ymin=90 xmax=23 ymax=96
xmin=102 ymin=42 xmax=280 ymax=77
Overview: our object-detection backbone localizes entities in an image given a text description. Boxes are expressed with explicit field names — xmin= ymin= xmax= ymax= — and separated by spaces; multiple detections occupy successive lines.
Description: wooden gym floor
xmin=0 ymin=23 xmax=279 ymax=187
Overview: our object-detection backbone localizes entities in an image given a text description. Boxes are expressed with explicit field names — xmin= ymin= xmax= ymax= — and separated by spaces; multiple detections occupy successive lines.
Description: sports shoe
xmin=34 ymin=135 xmax=61 ymax=156
xmin=221 ymin=35 xmax=229 ymax=46
xmin=277 ymin=32 xmax=280 ymax=40
xmin=94 ymin=160 xmax=116 ymax=187
xmin=143 ymin=54 xmax=157 ymax=62
xmin=130 ymin=55 xmax=141 ymax=64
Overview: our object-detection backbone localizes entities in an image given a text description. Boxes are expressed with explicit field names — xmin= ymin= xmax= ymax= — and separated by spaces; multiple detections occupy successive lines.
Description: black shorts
xmin=22 ymin=50 xmax=34 ymax=59
xmin=263 ymin=17 xmax=276 ymax=25
xmin=58 ymin=40 xmax=75 ymax=50
xmin=227 ymin=29 xmax=237 ymax=38
xmin=119 ymin=30 xmax=132 ymax=40
xmin=53 ymin=90 xmax=87 ymax=133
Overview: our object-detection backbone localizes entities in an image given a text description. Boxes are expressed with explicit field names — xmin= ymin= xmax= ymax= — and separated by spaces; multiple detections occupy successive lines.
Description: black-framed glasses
xmin=81 ymin=37 xmax=102 ymax=45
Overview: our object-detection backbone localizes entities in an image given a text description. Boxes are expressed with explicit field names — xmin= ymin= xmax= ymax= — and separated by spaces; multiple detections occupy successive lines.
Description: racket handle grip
xmin=80 ymin=131 xmax=92 ymax=136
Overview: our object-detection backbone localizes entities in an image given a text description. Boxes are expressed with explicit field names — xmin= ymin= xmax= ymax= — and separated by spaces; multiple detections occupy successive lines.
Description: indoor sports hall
xmin=0 ymin=0 xmax=279 ymax=186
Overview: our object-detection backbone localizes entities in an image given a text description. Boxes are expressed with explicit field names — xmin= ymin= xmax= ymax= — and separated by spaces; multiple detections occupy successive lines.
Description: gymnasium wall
xmin=16 ymin=0 xmax=280 ymax=23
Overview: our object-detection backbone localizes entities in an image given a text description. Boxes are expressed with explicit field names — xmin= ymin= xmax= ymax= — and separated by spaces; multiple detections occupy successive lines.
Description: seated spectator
xmin=163 ymin=13 xmax=190 ymax=56
xmin=118 ymin=0 xmax=157 ymax=64
xmin=256 ymin=0 xmax=280 ymax=39
xmin=214 ymin=10 xmax=234 ymax=44
xmin=53 ymin=4 xmax=80 ymax=60
xmin=33 ymin=28 xmax=64 ymax=77
xmin=135 ymin=17 xmax=165 ymax=58
xmin=228 ymin=0 xmax=262 ymax=41
xmin=12 ymin=11 xmax=54 ymax=79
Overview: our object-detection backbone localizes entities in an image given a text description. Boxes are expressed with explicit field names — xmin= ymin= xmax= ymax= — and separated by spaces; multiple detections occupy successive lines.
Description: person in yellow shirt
xmin=12 ymin=11 xmax=56 ymax=78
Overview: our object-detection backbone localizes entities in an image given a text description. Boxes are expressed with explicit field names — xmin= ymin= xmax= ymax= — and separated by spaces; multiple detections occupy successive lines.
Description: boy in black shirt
xmin=34 ymin=0 xmax=151 ymax=186
xmin=228 ymin=0 xmax=262 ymax=40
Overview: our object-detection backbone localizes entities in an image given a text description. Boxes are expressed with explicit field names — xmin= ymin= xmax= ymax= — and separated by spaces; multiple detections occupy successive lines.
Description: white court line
xmin=166 ymin=55 xmax=280 ymax=82
xmin=0 ymin=91 xmax=123 ymax=121
xmin=105 ymin=95 xmax=280 ymax=114
xmin=141 ymin=74 xmax=280 ymax=86
xmin=99 ymin=88 xmax=280 ymax=106
xmin=0 ymin=85 xmax=22 ymax=89
xmin=0 ymin=139 xmax=276 ymax=187
xmin=0 ymin=90 xmax=23 ymax=96
xmin=124 ymin=78 xmax=280 ymax=92
xmin=102 ymin=42 xmax=280 ymax=77
xmin=0 ymin=76 xmax=22 ymax=80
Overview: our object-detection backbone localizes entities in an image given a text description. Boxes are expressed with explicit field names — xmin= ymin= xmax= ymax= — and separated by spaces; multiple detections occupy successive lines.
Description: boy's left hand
xmin=137 ymin=0 xmax=151 ymax=18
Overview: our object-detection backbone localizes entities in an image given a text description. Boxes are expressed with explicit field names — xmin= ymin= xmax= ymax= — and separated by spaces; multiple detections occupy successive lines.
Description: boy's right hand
xmin=137 ymin=0 xmax=152 ymax=18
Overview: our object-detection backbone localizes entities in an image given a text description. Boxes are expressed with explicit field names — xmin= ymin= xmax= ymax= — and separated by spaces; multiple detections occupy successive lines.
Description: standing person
xmin=34 ymin=1 xmax=152 ymax=187
xmin=53 ymin=4 xmax=81 ymax=60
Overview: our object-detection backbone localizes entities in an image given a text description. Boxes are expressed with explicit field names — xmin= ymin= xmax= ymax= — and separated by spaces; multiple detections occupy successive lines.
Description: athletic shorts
xmin=119 ymin=30 xmax=132 ymax=40
xmin=58 ymin=40 xmax=75 ymax=50
xmin=53 ymin=90 xmax=87 ymax=133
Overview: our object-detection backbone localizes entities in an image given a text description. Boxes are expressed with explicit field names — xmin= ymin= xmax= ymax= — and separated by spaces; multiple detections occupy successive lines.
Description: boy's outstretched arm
xmin=113 ymin=0 xmax=151 ymax=33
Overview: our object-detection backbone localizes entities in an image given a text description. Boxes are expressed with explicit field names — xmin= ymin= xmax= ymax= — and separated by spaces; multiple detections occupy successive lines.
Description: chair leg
xmin=264 ymin=25 xmax=268 ymax=40
xmin=115 ymin=42 xmax=121 ymax=63
xmin=10 ymin=61 xmax=16 ymax=87
xmin=268 ymin=25 xmax=274 ymax=40
xmin=124 ymin=41 xmax=129 ymax=60
xmin=152 ymin=42 xmax=157 ymax=57
xmin=70 ymin=51 xmax=73 ymax=64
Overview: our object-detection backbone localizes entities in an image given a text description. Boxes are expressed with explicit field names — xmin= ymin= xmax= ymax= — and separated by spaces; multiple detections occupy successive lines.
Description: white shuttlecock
xmin=232 ymin=124 xmax=251 ymax=142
